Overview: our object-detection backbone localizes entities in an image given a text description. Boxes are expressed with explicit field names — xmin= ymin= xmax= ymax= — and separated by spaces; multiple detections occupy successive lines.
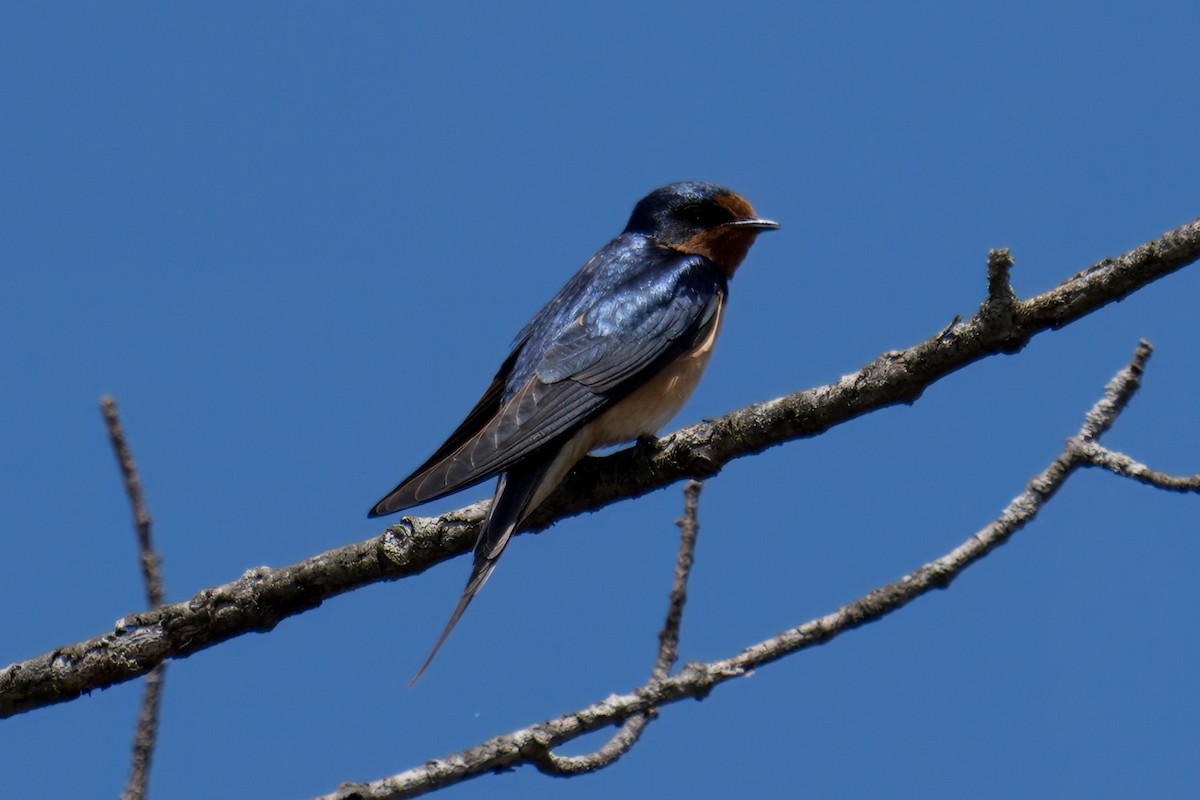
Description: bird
xmin=370 ymin=181 xmax=778 ymax=682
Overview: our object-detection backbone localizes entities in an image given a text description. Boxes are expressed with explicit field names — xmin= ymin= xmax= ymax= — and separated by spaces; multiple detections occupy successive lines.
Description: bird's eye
xmin=680 ymin=203 xmax=732 ymax=228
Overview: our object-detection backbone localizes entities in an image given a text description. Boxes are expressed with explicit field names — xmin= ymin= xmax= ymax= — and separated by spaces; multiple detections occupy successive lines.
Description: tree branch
xmin=316 ymin=339 xmax=1191 ymax=799
xmin=1074 ymin=441 xmax=1200 ymax=492
xmin=523 ymin=480 xmax=705 ymax=776
xmin=100 ymin=396 xmax=168 ymax=800
xmin=2 ymin=217 xmax=1198 ymax=719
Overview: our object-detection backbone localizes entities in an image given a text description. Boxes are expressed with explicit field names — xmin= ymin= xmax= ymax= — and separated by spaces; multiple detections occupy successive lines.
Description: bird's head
xmin=624 ymin=181 xmax=779 ymax=276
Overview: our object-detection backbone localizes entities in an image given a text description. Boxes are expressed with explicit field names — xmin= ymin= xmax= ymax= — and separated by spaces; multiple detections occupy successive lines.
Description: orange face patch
xmin=715 ymin=191 xmax=756 ymax=221
xmin=675 ymin=226 xmax=761 ymax=277
xmin=669 ymin=191 xmax=772 ymax=276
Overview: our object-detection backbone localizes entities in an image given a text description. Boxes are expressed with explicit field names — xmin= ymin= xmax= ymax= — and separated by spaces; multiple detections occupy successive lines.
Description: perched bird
xmin=370 ymin=181 xmax=778 ymax=681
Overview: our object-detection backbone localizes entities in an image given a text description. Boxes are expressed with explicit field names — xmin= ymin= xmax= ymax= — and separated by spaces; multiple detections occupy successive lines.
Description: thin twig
xmin=1074 ymin=441 xmax=1200 ymax=492
xmin=524 ymin=480 xmax=706 ymax=776
xmin=655 ymin=480 xmax=702 ymax=681
xmin=122 ymin=669 xmax=166 ymax=800
xmin=100 ymin=397 xmax=164 ymax=609
xmin=101 ymin=397 xmax=167 ymax=800
xmin=315 ymin=341 xmax=1192 ymax=799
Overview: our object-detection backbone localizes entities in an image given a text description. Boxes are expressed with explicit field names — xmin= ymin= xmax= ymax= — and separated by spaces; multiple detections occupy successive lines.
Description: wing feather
xmin=369 ymin=249 xmax=725 ymax=517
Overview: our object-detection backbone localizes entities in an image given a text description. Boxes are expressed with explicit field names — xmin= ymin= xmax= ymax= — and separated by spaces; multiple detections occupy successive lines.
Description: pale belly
xmin=528 ymin=298 xmax=725 ymax=511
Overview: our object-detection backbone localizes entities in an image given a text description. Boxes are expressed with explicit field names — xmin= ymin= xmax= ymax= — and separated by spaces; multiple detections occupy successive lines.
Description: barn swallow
xmin=370 ymin=181 xmax=778 ymax=682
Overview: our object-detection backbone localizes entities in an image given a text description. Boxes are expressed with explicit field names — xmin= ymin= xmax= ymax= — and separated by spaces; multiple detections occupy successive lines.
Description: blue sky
xmin=2 ymin=3 xmax=1198 ymax=798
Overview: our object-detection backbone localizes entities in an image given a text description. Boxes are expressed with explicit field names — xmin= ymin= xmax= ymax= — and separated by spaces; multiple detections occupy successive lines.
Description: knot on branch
xmin=978 ymin=248 xmax=1022 ymax=350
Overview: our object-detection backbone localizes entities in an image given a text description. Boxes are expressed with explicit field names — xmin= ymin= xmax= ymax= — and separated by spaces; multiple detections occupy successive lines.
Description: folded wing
xmin=369 ymin=252 xmax=725 ymax=517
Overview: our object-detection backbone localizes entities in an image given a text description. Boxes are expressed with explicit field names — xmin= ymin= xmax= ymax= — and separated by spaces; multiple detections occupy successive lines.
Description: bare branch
xmin=315 ymin=340 xmax=1189 ymax=800
xmin=524 ymin=480 xmax=705 ymax=776
xmin=121 ymin=668 xmax=166 ymax=800
xmin=1074 ymin=441 xmax=1200 ymax=492
xmin=982 ymin=247 xmax=1017 ymax=324
xmin=655 ymin=479 xmax=702 ymax=682
xmin=101 ymin=397 xmax=168 ymax=800
xmin=533 ymin=216 xmax=1200 ymax=521
xmin=2 ymin=217 xmax=1198 ymax=719
xmin=522 ymin=713 xmax=654 ymax=778
xmin=100 ymin=397 xmax=164 ymax=610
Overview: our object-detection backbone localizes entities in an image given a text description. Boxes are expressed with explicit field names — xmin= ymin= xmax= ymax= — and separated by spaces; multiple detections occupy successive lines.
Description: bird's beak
xmin=725 ymin=218 xmax=780 ymax=231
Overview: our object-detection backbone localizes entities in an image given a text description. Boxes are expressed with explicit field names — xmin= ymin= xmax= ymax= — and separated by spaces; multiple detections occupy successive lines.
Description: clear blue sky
xmin=3 ymin=3 xmax=1198 ymax=798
